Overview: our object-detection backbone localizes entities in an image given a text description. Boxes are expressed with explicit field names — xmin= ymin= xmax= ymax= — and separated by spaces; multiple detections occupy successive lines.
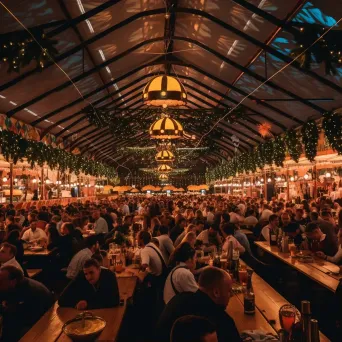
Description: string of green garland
xmin=0 ymin=130 xmax=117 ymax=178
xmin=284 ymin=129 xmax=302 ymax=163
xmin=206 ymin=112 xmax=341 ymax=183
xmin=0 ymin=28 xmax=58 ymax=73
xmin=322 ymin=111 xmax=342 ymax=154
xmin=301 ymin=120 xmax=319 ymax=162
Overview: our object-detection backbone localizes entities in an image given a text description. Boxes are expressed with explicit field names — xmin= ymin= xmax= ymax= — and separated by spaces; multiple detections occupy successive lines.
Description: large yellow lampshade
xmin=149 ymin=117 xmax=183 ymax=140
xmin=142 ymin=75 xmax=187 ymax=107
xmin=155 ymin=150 xmax=175 ymax=162
xmin=157 ymin=164 xmax=172 ymax=173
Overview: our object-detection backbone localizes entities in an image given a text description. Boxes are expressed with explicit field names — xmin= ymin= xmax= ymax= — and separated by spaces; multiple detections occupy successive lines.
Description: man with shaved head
xmin=156 ymin=267 xmax=240 ymax=342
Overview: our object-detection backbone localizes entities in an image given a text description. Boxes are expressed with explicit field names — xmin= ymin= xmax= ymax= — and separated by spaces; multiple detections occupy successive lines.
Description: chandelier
xmin=157 ymin=164 xmax=172 ymax=173
xmin=155 ymin=150 xmax=175 ymax=163
xmin=149 ymin=116 xmax=184 ymax=140
xmin=142 ymin=75 xmax=187 ymax=108
xmin=159 ymin=173 xmax=168 ymax=180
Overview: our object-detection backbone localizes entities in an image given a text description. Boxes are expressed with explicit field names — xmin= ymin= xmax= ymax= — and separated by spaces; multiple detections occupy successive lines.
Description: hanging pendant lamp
xmin=157 ymin=164 xmax=172 ymax=173
xmin=142 ymin=75 xmax=187 ymax=108
xmin=149 ymin=116 xmax=183 ymax=140
xmin=155 ymin=150 xmax=175 ymax=163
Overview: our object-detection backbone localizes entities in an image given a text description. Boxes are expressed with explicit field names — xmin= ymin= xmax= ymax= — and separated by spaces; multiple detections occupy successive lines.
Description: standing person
xmin=170 ymin=217 xmax=187 ymax=243
xmin=156 ymin=225 xmax=175 ymax=264
xmin=59 ymin=258 xmax=119 ymax=309
xmin=164 ymin=242 xmax=198 ymax=304
xmin=157 ymin=267 xmax=240 ymax=342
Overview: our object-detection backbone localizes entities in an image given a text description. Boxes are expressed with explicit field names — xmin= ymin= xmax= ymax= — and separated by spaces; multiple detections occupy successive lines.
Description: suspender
xmin=146 ymin=245 xmax=167 ymax=271
xmin=170 ymin=266 xmax=188 ymax=295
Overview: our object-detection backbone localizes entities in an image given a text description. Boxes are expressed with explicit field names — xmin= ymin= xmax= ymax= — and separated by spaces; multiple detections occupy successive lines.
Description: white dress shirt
xmin=1 ymin=257 xmax=24 ymax=274
xmin=94 ymin=217 xmax=108 ymax=234
xmin=163 ymin=262 xmax=198 ymax=304
xmin=156 ymin=234 xmax=174 ymax=264
xmin=206 ymin=211 xmax=215 ymax=224
xmin=66 ymin=248 xmax=92 ymax=279
xmin=22 ymin=228 xmax=47 ymax=242
xmin=140 ymin=242 xmax=165 ymax=276
xmin=222 ymin=235 xmax=245 ymax=254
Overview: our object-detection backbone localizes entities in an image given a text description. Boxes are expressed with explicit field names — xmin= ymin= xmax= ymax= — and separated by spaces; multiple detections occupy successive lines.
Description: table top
xmin=24 ymin=248 xmax=54 ymax=256
xmin=238 ymin=260 xmax=329 ymax=342
xmin=20 ymin=277 xmax=137 ymax=342
xmin=255 ymin=241 xmax=341 ymax=293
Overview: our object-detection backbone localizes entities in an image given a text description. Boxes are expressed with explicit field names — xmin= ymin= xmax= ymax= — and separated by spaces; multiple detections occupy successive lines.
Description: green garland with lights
xmin=284 ymin=129 xmax=302 ymax=163
xmin=322 ymin=111 xmax=342 ymax=154
xmin=205 ymin=111 xmax=342 ymax=183
xmin=0 ymin=27 xmax=58 ymax=73
xmin=273 ymin=136 xmax=286 ymax=167
xmin=301 ymin=119 xmax=319 ymax=162
xmin=290 ymin=23 xmax=342 ymax=75
xmin=0 ymin=130 xmax=117 ymax=178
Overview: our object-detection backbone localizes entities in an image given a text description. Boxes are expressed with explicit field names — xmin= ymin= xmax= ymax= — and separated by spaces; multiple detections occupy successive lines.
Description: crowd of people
xmin=0 ymin=194 xmax=341 ymax=341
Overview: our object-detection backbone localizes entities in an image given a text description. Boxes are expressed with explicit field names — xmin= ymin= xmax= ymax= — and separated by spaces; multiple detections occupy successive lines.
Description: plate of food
xmin=63 ymin=312 xmax=106 ymax=341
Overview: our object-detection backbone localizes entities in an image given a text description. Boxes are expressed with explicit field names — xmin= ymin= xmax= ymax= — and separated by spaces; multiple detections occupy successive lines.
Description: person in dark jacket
xmin=58 ymin=258 xmax=120 ymax=310
xmin=156 ymin=267 xmax=241 ymax=342
xmin=0 ymin=266 xmax=53 ymax=341
xmin=170 ymin=217 xmax=187 ymax=243
xmin=4 ymin=229 xmax=24 ymax=265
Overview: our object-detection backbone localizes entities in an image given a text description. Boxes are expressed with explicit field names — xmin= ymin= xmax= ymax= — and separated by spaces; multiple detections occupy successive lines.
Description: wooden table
xmin=24 ymin=248 xmax=54 ymax=257
xmin=255 ymin=241 xmax=341 ymax=293
xmin=238 ymin=260 xmax=330 ymax=342
xmin=20 ymin=277 xmax=137 ymax=342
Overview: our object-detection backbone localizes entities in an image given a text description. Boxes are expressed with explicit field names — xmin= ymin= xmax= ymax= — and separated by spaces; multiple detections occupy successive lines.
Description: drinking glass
xmin=238 ymin=265 xmax=248 ymax=286
xmin=279 ymin=304 xmax=296 ymax=334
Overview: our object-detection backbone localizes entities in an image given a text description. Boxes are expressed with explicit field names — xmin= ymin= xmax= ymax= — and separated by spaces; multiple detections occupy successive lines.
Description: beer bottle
xmin=244 ymin=269 xmax=255 ymax=315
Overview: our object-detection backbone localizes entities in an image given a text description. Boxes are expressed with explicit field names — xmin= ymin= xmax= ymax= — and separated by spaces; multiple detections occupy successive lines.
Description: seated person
xmin=0 ymin=242 xmax=24 ymax=274
xmin=316 ymin=227 xmax=342 ymax=267
xmin=59 ymin=258 xmax=120 ymax=310
xmin=21 ymin=220 xmax=47 ymax=243
xmin=164 ymin=242 xmax=198 ymax=304
xmin=171 ymin=315 xmax=218 ymax=342
xmin=157 ymin=267 xmax=240 ymax=342
xmin=0 ymin=266 xmax=53 ymax=341
xmin=305 ymin=222 xmax=338 ymax=257
xmin=4 ymin=229 xmax=24 ymax=265
xmin=221 ymin=223 xmax=245 ymax=255
xmin=196 ymin=224 xmax=222 ymax=252
xmin=260 ymin=214 xmax=281 ymax=243
xmin=66 ymin=235 xmax=99 ymax=279
xmin=283 ymin=222 xmax=303 ymax=246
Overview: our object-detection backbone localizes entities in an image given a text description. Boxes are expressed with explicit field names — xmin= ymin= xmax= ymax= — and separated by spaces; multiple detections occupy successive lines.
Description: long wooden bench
xmin=20 ymin=276 xmax=137 ymax=342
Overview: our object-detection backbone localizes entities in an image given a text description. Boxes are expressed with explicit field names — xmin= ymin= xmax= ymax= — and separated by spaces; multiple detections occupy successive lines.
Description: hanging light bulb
xmin=290 ymin=176 xmax=295 ymax=182
xmin=14 ymin=178 xmax=18 ymax=182
xmin=276 ymin=176 xmax=281 ymax=182
xmin=45 ymin=178 xmax=51 ymax=184
xmin=325 ymin=172 xmax=331 ymax=178
xmin=32 ymin=178 xmax=37 ymax=183
xmin=267 ymin=178 xmax=272 ymax=183
xmin=2 ymin=177 xmax=8 ymax=182
xmin=304 ymin=173 xmax=309 ymax=180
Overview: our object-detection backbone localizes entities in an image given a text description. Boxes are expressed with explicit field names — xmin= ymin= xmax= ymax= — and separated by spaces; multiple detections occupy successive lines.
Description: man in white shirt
xmin=196 ymin=225 xmax=222 ymax=252
xmin=156 ymin=226 xmax=175 ymax=264
xmin=221 ymin=223 xmax=245 ymax=254
xmin=206 ymin=206 xmax=215 ymax=225
xmin=261 ymin=214 xmax=281 ymax=243
xmin=22 ymin=221 xmax=47 ymax=243
xmin=122 ymin=202 xmax=130 ymax=215
xmin=0 ymin=242 xmax=24 ymax=274
xmin=259 ymin=205 xmax=273 ymax=222
xmin=92 ymin=210 xmax=108 ymax=234
xmin=138 ymin=231 xmax=166 ymax=276
xmin=66 ymin=235 xmax=98 ymax=279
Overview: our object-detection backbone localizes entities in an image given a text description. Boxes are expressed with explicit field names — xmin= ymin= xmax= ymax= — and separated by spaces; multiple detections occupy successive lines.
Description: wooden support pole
xmin=264 ymin=169 xmax=267 ymax=200
xmin=9 ymin=162 xmax=13 ymax=205
xmin=313 ymin=164 xmax=317 ymax=199
xmin=41 ymin=168 xmax=44 ymax=200
xmin=286 ymin=167 xmax=290 ymax=201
